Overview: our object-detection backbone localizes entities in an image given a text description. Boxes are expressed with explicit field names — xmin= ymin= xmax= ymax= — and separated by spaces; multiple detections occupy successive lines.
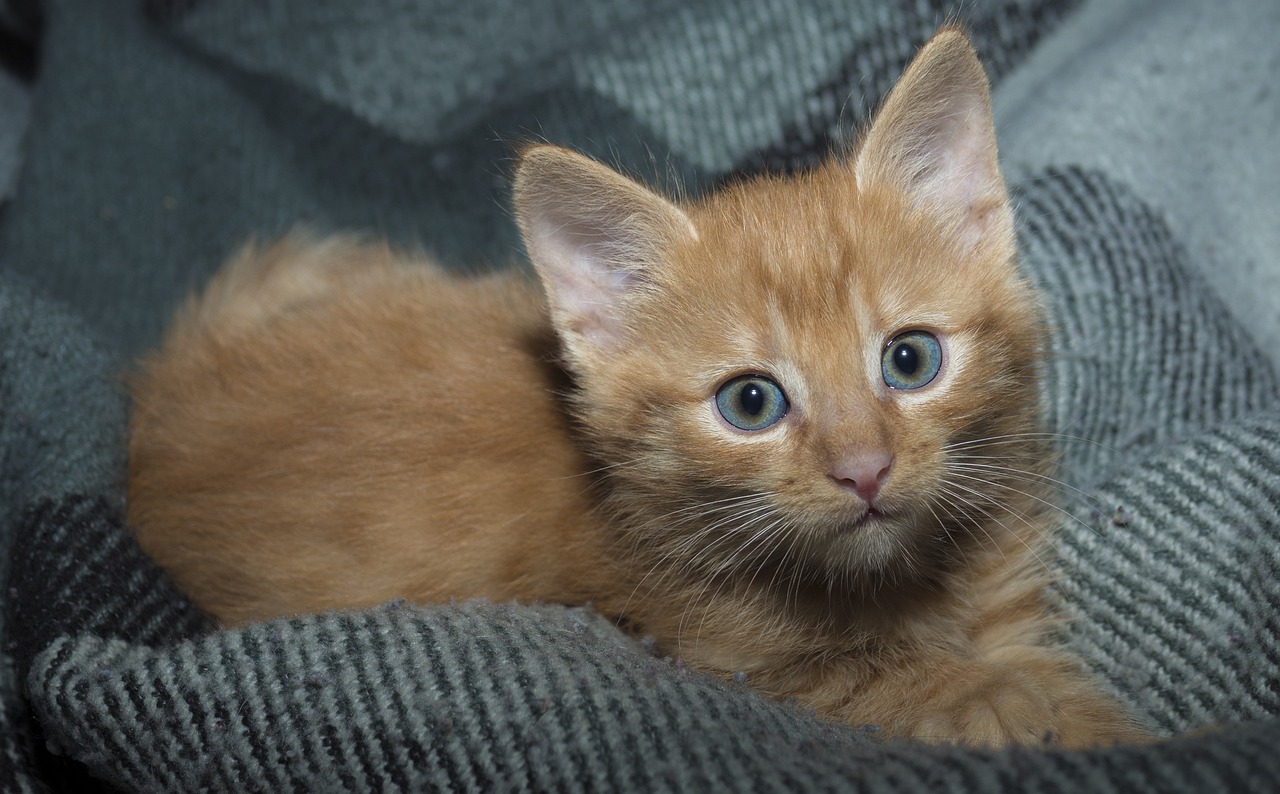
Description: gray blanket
xmin=3 ymin=0 xmax=1279 ymax=791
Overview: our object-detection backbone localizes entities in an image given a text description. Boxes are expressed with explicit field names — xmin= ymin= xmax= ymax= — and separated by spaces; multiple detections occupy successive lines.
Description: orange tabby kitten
xmin=128 ymin=29 xmax=1144 ymax=747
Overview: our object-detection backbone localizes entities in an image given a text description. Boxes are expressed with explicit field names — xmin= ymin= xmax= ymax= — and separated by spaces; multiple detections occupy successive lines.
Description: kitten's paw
xmin=909 ymin=661 xmax=1148 ymax=748
xmin=913 ymin=664 xmax=1057 ymax=747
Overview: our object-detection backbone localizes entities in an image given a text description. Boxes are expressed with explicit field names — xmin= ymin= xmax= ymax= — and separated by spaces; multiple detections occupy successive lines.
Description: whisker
xmin=620 ymin=493 xmax=780 ymax=620
xmin=689 ymin=514 xmax=796 ymax=647
xmin=934 ymin=481 xmax=1054 ymax=574
xmin=944 ymin=469 xmax=1113 ymax=548
xmin=921 ymin=492 xmax=976 ymax=568
xmin=945 ymin=459 xmax=1112 ymax=519
xmin=551 ymin=452 xmax=657 ymax=480
xmin=942 ymin=431 xmax=1119 ymax=455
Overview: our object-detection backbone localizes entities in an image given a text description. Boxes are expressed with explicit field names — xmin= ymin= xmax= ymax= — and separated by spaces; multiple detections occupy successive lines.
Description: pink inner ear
xmin=939 ymin=116 xmax=1006 ymax=252
xmin=542 ymin=239 xmax=636 ymax=348
xmin=523 ymin=199 xmax=647 ymax=350
xmin=899 ymin=100 xmax=1006 ymax=253
xmin=853 ymin=34 xmax=1010 ymax=258
xmin=515 ymin=147 xmax=698 ymax=355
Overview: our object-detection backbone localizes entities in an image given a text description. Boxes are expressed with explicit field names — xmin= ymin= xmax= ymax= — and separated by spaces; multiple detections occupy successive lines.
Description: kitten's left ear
xmin=514 ymin=145 xmax=697 ymax=361
xmin=855 ymin=28 xmax=1012 ymax=254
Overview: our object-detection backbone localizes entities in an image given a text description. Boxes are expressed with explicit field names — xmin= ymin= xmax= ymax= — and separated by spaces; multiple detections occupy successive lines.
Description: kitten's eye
xmin=715 ymin=375 xmax=789 ymax=431
xmin=881 ymin=331 xmax=943 ymax=390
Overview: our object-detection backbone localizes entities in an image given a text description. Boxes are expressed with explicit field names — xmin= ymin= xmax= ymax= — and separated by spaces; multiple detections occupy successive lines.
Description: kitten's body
xmin=129 ymin=30 xmax=1143 ymax=746
xmin=129 ymin=241 xmax=617 ymax=621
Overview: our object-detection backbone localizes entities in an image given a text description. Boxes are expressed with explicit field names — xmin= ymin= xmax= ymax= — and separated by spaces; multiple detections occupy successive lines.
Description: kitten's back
xmin=128 ymin=235 xmax=613 ymax=625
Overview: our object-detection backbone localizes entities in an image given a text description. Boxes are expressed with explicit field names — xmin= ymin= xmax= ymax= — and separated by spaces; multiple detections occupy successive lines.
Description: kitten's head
xmin=514 ymin=29 xmax=1044 ymax=589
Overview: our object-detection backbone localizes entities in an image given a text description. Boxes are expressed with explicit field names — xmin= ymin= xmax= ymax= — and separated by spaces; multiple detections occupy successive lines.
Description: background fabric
xmin=2 ymin=0 xmax=1278 ymax=791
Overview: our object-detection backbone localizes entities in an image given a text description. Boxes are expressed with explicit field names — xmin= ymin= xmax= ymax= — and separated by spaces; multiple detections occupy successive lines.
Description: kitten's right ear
xmin=513 ymin=145 xmax=697 ymax=359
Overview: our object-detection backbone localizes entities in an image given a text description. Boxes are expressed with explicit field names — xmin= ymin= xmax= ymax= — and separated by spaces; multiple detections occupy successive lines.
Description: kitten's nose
xmin=829 ymin=450 xmax=894 ymax=504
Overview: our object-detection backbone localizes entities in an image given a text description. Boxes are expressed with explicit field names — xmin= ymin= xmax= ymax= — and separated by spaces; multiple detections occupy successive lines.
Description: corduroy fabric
xmin=1013 ymin=169 xmax=1280 ymax=737
xmin=22 ymin=609 xmax=1280 ymax=794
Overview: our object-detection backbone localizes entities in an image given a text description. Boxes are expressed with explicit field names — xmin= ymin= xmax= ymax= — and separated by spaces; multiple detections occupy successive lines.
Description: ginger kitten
xmin=128 ymin=28 xmax=1144 ymax=747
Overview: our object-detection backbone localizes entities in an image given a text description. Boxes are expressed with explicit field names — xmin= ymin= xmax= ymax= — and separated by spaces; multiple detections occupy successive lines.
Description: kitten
xmin=128 ymin=28 xmax=1144 ymax=747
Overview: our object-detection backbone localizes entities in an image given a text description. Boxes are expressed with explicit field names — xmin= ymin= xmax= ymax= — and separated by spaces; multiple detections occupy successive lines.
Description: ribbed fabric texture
xmin=1016 ymin=169 xmax=1280 ymax=736
xmin=1019 ymin=169 xmax=1278 ymax=482
xmin=21 ymin=606 xmax=1280 ymax=794
xmin=0 ymin=268 xmax=134 ymax=794
xmin=7 ymin=497 xmax=211 ymax=681
xmin=3 ymin=0 xmax=1280 ymax=791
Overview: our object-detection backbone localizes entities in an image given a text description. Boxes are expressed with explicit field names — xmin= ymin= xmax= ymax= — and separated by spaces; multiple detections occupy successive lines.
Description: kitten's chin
xmin=808 ymin=509 xmax=928 ymax=579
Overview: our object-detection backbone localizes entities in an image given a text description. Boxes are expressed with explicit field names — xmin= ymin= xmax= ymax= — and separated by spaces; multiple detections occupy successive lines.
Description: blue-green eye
xmin=881 ymin=331 xmax=942 ymax=390
xmin=715 ymin=375 xmax=789 ymax=431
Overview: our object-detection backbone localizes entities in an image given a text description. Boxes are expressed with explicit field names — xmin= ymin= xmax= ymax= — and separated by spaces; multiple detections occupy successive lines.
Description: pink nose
xmin=830 ymin=450 xmax=894 ymax=504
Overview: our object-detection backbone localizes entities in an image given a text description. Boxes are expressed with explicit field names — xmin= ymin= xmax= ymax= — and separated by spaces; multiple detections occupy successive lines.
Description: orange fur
xmin=128 ymin=28 xmax=1146 ymax=747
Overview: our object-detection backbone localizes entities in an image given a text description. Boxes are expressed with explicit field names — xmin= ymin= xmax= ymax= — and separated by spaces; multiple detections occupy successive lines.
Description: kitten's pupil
xmin=740 ymin=384 xmax=765 ymax=416
xmin=893 ymin=343 xmax=920 ymax=376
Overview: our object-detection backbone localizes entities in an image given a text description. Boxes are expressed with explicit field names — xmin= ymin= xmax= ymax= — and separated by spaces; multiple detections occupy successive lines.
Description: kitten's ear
xmin=855 ymin=28 xmax=1012 ymax=253
xmin=514 ymin=145 xmax=697 ymax=356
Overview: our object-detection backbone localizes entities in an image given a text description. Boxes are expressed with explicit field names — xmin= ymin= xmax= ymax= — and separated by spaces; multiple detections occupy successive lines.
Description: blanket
xmin=3 ymin=0 xmax=1278 ymax=790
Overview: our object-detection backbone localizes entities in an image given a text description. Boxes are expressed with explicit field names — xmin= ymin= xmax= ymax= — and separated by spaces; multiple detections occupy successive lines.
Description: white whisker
xmin=619 ymin=492 xmax=781 ymax=621
xmin=934 ymin=480 xmax=1053 ymax=574
xmin=942 ymin=431 xmax=1118 ymax=455
xmin=944 ymin=468 xmax=1112 ymax=548
xmin=946 ymin=459 xmax=1113 ymax=526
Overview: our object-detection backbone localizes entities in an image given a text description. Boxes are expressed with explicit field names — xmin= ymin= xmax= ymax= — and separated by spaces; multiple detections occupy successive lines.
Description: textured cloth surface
xmin=3 ymin=0 xmax=1279 ymax=791
xmin=996 ymin=0 xmax=1280 ymax=368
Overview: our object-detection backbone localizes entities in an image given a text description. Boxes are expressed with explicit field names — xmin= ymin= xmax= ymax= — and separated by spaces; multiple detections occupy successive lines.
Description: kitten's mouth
xmin=845 ymin=507 xmax=889 ymax=530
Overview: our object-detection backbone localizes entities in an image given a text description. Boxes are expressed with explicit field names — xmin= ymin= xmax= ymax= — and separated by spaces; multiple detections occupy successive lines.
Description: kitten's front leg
xmin=888 ymin=648 xmax=1148 ymax=748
